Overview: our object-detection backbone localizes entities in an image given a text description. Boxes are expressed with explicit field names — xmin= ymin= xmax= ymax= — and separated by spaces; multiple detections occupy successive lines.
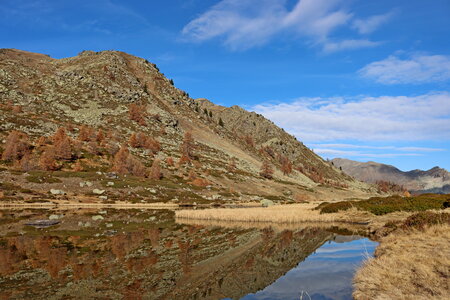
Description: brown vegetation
xmin=39 ymin=147 xmax=58 ymax=171
xmin=189 ymin=177 xmax=210 ymax=187
xmin=78 ymin=125 xmax=94 ymax=142
xmin=318 ymin=194 xmax=449 ymax=215
xmin=1 ymin=131 xmax=30 ymax=162
xmin=176 ymin=203 xmax=344 ymax=223
xmin=149 ymin=159 xmax=163 ymax=180
xmin=128 ymin=132 xmax=160 ymax=154
xmin=376 ymin=180 xmax=407 ymax=194
xmin=353 ymin=223 xmax=450 ymax=300
xmin=166 ymin=157 xmax=174 ymax=167
xmin=279 ymin=155 xmax=293 ymax=175
xmin=52 ymin=127 xmax=72 ymax=160
xmin=180 ymin=131 xmax=195 ymax=161
xmin=129 ymin=103 xmax=147 ymax=126
xmin=111 ymin=145 xmax=146 ymax=176
xmin=259 ymin=161 xmax=273 ymax=179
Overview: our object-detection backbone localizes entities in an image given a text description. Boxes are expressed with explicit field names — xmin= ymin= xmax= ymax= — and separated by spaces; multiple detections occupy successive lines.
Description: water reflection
xmin=0 ymin=209 xmax=375 ymax=300
xmin=241 ymin=237 xmax=377 ymax=300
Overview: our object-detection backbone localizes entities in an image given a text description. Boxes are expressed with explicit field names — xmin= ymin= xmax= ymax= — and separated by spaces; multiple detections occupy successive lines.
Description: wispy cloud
xmin=359 ymin=53 xmax=450 ymax=84
xmin=309 ymin=144 xmax=446 ymax=159
xmin=251 ymin=92 xmax=450 ymax=142
xmin=322 ymin=39 xmax=381 ymax=53
xmin=182 ymin=0 xmax=386 ymax=52
xmin=313 ymin=148 xmax=423 ymax=158
xmin=352 ymin=11 xmax=395 ymax=34
xmin=310 ymin=144 xmax=446 ymax=152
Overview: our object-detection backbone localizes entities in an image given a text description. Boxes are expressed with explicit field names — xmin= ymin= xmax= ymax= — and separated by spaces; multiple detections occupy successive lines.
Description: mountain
xmin=0 ymin=49 xmax=376 ymax=204
xmin=331 ymin=158 xmax=450 ymax=194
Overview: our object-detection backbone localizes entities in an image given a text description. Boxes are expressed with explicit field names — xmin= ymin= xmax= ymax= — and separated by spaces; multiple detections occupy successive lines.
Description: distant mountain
xmin=331 ymin=158 xmax=450 ymax=194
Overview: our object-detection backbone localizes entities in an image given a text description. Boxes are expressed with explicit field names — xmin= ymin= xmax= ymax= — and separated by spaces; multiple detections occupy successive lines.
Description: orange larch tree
xmin=149 ymin=159 xmax=163 ymax=180
xmin=259 ymin=161 xmax=274 ymax=179
xmin=1 ymin=131 xmax=30 ymax=162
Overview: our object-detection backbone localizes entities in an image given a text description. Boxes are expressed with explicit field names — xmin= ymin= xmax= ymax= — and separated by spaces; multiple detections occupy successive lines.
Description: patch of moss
xmin=26 ymin=171 xmax=62 ymax=183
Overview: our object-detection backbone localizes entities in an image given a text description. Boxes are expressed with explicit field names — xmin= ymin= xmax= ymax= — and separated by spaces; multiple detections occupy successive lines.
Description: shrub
xmin=129 ymin=103 xmax=147 ymax=126
xmin=96 ymin=129 xmax=105 ymax=143
xmin=319 ymin=194 xmax=450 ymax=215
xmin=72 ymin=160 xmax=83 ymax=172
xmin=129 ymin=133 xmax=139 ymax=148
xmin=166 ymin=157 xmax=174 ymax=167
xmin=149 ymin=159 xmax=163 ymax=180
xmin=244 ymin=135 xmax=255 ymax=148
xmin=260 ymin=161 xmax=273 ymax=179
xmin=111 ymin=145 xmax=130 ymax=175
xmin=39 ymin=147 xmax=58 ymax=171
xmin=128 ymin=132 xmax=160 ymax=154
xmin=12 ymin=105 xmax=23 ymax=113
xmin=190 ymin=177 xmax=210 ymax=187
xmin=180 ymin=131 xmax=195 ymax=160
xmin=78 ymin=125 xmax=94 ymax=142
xmin=128 ymin=156 xmax=146 ymax=177
xmin=19 ymin=153 xmax=38 ymax=171
xmin=280 ymin=155 xmax=293 ymax=175
xmin=111 ymin=145 xmax=146 ymax=177
xmin=2 ymin=131 xmax=31 ymax=162
xmin=52 ymin=128 xmax=72 ymax=160
xmin=401 ymin=211 xmax=450 ymax=230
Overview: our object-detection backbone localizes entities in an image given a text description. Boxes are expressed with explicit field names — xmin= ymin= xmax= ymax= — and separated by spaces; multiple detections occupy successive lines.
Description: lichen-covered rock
xmin=92 ymin=189 xmax=105 ymax=195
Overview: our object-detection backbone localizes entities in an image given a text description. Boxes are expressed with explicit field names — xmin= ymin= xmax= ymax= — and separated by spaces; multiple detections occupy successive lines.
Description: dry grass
xmin=175 ymin=203 xmax=372 ymax=224
xmin=176 ymin=218 xmax=368 ymax=233
xmin=353 ymin=224 xmax=450 ymax=300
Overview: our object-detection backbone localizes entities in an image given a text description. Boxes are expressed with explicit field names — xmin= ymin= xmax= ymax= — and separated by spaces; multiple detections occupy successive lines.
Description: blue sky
xmin=1 ymin=0 xmax=449 ymax=171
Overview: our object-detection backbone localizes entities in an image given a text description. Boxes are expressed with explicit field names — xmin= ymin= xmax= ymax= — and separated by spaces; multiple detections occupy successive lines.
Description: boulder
xmin=50 ymin=189 xmax=65 ymax=195
xmin=260 ymin=199 xmax=274 ymax=207
xmin=92 ymin=215 xmax=104 ymax=221
xmin=48 ymin=214 xmax=62 ymax=220
xmin=79 ymin=181 xmax=93 ymax=187
xmin=92 ymin=189 xmax=105 ymax=195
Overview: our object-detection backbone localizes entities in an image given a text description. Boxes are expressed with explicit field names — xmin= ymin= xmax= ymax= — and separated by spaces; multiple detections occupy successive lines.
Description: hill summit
xmin=0 ymin=49 xmax=375 ymax=205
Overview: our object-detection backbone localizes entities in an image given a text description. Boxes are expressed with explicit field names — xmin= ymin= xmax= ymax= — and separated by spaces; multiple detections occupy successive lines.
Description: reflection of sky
xmin=240 ymin=237 xmax=377 ymax=300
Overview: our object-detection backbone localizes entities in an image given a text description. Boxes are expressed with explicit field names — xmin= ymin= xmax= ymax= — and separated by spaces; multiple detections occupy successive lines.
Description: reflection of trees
xmin=0 ymin=224 xmax=332 ymax=300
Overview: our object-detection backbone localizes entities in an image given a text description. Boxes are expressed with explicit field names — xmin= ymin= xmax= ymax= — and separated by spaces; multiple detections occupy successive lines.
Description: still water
xmin=0 ymin=208 xmax=376 ymax=299
xmin=240 ymin=237 xmax=376 ymax=300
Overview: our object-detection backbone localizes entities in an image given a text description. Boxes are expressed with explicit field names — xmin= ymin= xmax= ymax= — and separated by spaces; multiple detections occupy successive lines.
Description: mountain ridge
xmin=0 ymin=49 xmax=376 ymax=204
xmin=332 ymin=158 xmax=450 ymax=194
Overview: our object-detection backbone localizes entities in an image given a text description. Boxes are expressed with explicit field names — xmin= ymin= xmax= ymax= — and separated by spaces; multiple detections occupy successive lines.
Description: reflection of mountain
xmin=243 ymin=238 xmax=377 ymax=300
xmin=169 ymin=228 xmax=332 ymax=300
xmin=0 ymin=209 xmax=333 ymax=299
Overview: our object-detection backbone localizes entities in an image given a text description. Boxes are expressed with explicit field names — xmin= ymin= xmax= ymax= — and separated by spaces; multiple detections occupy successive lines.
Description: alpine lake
xmin=0 ymin=208 xmax=377 ymax=300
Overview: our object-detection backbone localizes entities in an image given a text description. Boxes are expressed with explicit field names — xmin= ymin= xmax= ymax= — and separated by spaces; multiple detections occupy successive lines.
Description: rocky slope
xmin=0 ymin=49 xmax=376 ymax=205
xmin=332 ymin=158 xmax=450 ymax=194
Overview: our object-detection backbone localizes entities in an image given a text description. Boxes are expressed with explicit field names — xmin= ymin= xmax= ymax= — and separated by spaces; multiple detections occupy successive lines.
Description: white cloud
xmin=322 ymin=39 xmax=381 ymax=53
xmin=182 ymin=0 xmax=384 ymax=52
xmin=360 ymin=54 xmax=450 ymax=84
xmin=251 ymin=92 xmax=450 ymax=142
xmin=310 ymin=144 xmax=445 ymax=152
xmin=313 ymin=148 xmax=422 ymax=158
xmin=352 ymin=11 xmax=394 ymax=34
